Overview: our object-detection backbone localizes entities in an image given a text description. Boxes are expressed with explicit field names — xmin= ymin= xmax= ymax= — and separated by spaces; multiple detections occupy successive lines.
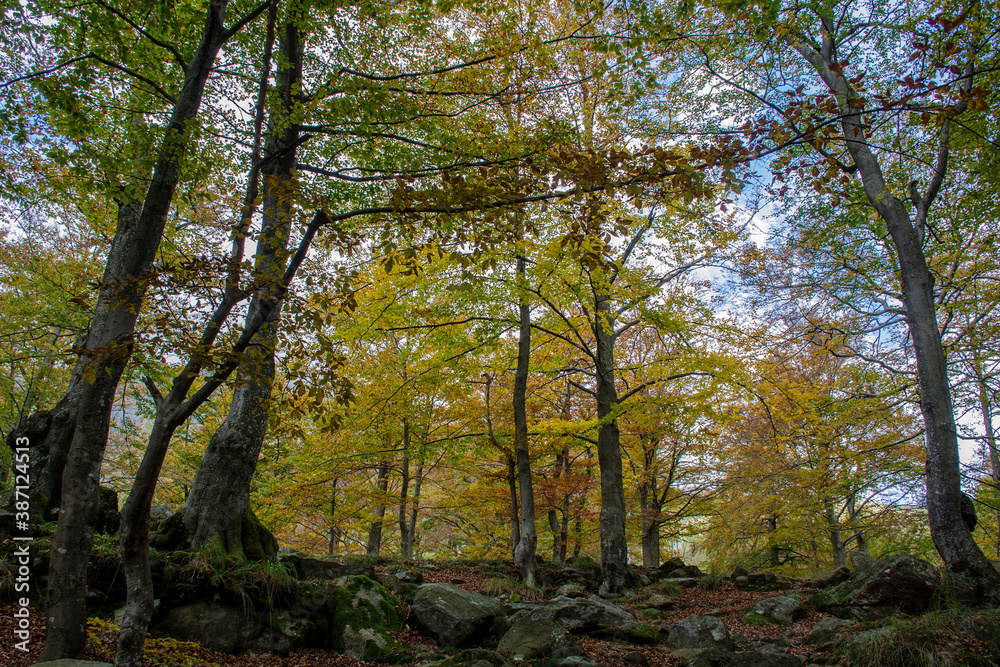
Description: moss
xmin=838 ymin=609 xmax=1000 ymax=667
xmin=327 ymin=575 xmax=405 ymax=660
xmin=743 ymin=613 xmax=771 ymax=626
xmin=807 ymin=592 xmax=830 ymax=610
xmin=637 ymin=608 xmax=664 ymax=620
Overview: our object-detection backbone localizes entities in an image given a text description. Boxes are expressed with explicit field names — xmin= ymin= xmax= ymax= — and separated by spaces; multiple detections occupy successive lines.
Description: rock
xmin=812 ymin=567 xmax=850 ymax=588
xmin=548 ymin=594 xmax=634 ymax=630
xmin=668 ymin=614 xmax=734 ymax=652
xmin=497 ymin=615 xmax=584 ymax=660
xmin=747 ymin=570 xmax=777 ymax=586
xmin=618 ymin=620 xmax=667 ymax=644
xmin=412 ymin=582 xmax=507 ymax=646
xmin=804 ymin=617 xmax=849 ymax=644
xmin=282 ymin=556 xmax=375 ymax=580
xmin=149 ymin=504 xmax=174 ymax=522
xmin=729 ymin=649 xmax=805 ymax=666
xmin=848 ymin=550 xmax=877 ymax=574
xmin=664 ymin=577 xmax=700 ymax=588
xmin=644 ymin=593 xmax=674 ymax=609
xmin=837 ymin=554 xmax=939 ymax=617
xmin=155 ymin=601 xmax=264 ymax=654
xmin=743 ymin=595 xmax=807 ymax=626
xmin=660 ymin=556 xmax=686 ymax=572
xmin=30 ymin=663 xmax=114 ymax=667
xmin=327 ymin=575 xmax=405 ymax=661
xmin=387 ymin=568 xmax=424 ymax=584
xmin=664 ymin=565 xmax=705 ymax=578
xmin=553 ymin=657 xmax=600 ymax=667
xmin=670 ymin=648 xmax=728 ymax=667
xmin=374 ymin=572 xmax=409 ymax=598
xmin=555 ymin=582 xmax=588 ymax=598
xmin=624 ymin=650 xmax=651 ymax=667
xmin=730 ymin=566 xmax=749 ymax=579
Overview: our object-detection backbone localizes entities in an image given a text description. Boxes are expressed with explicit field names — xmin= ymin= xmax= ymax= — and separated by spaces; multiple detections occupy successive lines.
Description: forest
xmin=1 ymin=0 xmax=1000 ymax=665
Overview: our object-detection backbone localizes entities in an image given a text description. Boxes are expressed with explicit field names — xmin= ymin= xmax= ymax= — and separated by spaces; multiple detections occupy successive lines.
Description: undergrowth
xmin=840 ymin=608 xmax=1000 ymax=667
xmin=88 ymin=617 xmax=221 ymax=667
xmin=480 ymin=576 xmax=543 ymax=602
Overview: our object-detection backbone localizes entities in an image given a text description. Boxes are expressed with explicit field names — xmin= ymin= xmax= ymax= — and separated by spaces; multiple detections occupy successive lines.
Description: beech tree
xmin=675 ymin=0 xmax=1000 ymax=598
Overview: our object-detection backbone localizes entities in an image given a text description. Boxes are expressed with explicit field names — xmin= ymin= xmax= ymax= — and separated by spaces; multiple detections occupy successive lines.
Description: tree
xmin=679 ymin=0 xmax=1000 ymax=598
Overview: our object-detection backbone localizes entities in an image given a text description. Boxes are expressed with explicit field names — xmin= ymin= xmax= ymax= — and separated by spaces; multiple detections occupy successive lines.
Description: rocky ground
xmin=3 ymin=556 xmax=1000 ymax=667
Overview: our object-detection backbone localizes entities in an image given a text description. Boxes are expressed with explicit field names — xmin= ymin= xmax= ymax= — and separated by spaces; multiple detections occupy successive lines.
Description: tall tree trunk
xmin=408 ymin=459 xmax=423 ymax=556
xmin=512 ymin=242 xmax=537 ymax=585
xmin=595 ymin=291 xmax=631 ymax=592
xmin=548 ymin=445 xmax=571 ymax=565
xmin=792 ymin=26 xmax=1000 ymax=602
xmin=181 ymin=13 xmax=302 ymax=555
xmin=399 ymin=422 xmax=413 ymax=559
xmin=329 ymin=478 xmax=339 ymax=555
xmin=40 ymin=4 xmax=235 ymax=659
xmin=367 ymin=460 xmax=390 ymax=556
xmin=824 ymin=497 xmax=847 ymax=569
xmin=639 ymin=434 xmax=660 ymax=568
xmin=846 ymin=493 xmax=868 ymax=554
xmin=507 ymin=452 xmax=520 ymax=549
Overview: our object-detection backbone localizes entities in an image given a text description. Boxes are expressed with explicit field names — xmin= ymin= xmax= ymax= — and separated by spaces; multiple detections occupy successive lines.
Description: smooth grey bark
xmin=639 ymin=436 xmax=660 ymax=568
xmin=181 ymin=14 xmax=301 ymax=555
xmin=40 ymin=3 xmax=243 ymax=660
xmin=824 ymin=497 xmax=847 ymax=569
xmin=329 ymin=479 xmax=340 ymax=554
xmin=366 ymin=460 xmax=391 ymax=555
xmin=790 ymin=24 xmax=1000 ymax=602
xmin=594 ymin=289 xmax=631 ymax=592
xmin=548 ymin=445 xmax=571 ymax=565
xmin=484 ymin=372 xmax=519 ymax=549
xmin=846 ymin=493 xmax=868 ymax=554
xmin=398 ymin=422 xmax=422 ymax=559
xmin=512 ymin=247 xmax=538 ymax=586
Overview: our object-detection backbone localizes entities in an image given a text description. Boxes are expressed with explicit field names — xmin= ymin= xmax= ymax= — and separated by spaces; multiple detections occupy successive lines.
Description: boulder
xmin=154 ymin=601 xmax=264 ymax=654
xmin=497 ymin=614 xmax=584 ymax=660
xmin=663 ymin=565 xmax=705 ymax=579
xmin=327 ymin=575 xmax=405 ymax=661
xmin=149 ymin=504 xmax=174 ymax=522
xmin=624 ymin=650 xmax=651 ymax=667
xmin=812 ymin=566 xmax=850 ymax=588
xmin=282 ymin=556 xmax=375 ymax=580
xmin=548 ymin=594 xmax=633 ymax=630
xmin=553 ymin=658 xmax=601 ymax=667
xmin=555 ymin=582 xmax=588 ymax=598
xmin=848 ymin=550 xmax=877 ymax=574
xmin=835 ymin=554 xmax=939 ymax=617
xmin=667 ymin=614 xmax=734 ymax=652
xmin=660 ymin=556 xmax=686 ymax=572
xmin=412 ymin=582 xmax=507 ymax=646
xmin=804 ymin=616 xmax=850 ymax=644
xmin=644 ymin=593 xmax=674 ymax=609
xmin=743 ymin=595 xmax=806 ymax=626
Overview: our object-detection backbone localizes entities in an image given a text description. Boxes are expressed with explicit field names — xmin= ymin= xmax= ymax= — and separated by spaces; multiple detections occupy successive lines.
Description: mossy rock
xmin=328 ymin=575 xmax=405 ymax=661
xmin=637 ymin=608 xmax=664 ymax=620
xmin=806 ymin=592 xmax=829 ymax=610
xmin=743 ymin=613 xmax=770 ymax=626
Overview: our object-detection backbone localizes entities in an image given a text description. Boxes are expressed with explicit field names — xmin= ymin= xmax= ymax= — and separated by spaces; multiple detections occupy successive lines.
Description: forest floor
xmin=2 ymin=561 xmax=998 ymax=666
